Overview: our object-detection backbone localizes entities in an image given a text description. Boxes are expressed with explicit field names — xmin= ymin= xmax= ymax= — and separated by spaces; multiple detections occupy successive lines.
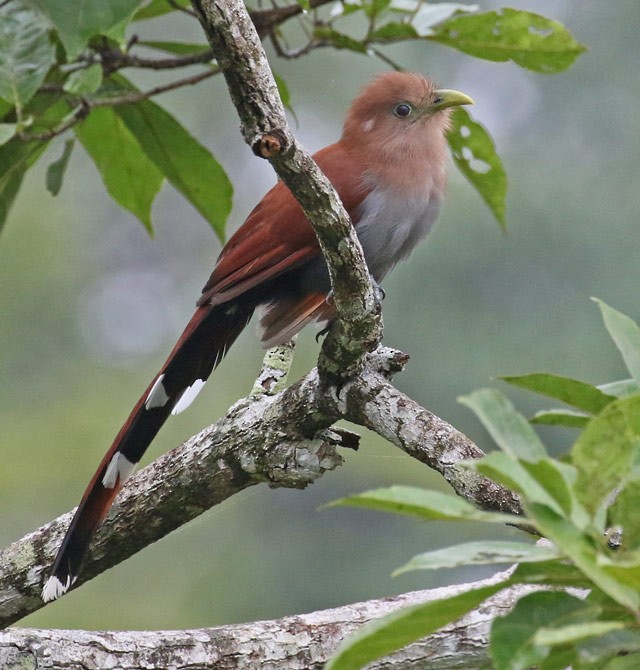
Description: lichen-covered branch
xmin=1 ymin=570 xmax=537 ymax=669
xmin=1 ymin=347 xmax=523 ymax=629
xmin=0 ymin=366 xmax=345 ymax=628
xmin=344 ymin=355 xmax=524 ymax=516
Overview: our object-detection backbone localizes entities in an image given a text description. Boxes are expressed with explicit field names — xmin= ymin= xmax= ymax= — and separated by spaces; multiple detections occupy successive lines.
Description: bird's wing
xmin=199 ymin=142 xmax=370 ymax=305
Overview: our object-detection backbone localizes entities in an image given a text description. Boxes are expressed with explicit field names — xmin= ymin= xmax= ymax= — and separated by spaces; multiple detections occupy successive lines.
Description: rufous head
xmin=341 ymin=71 xmax=473 ymax=167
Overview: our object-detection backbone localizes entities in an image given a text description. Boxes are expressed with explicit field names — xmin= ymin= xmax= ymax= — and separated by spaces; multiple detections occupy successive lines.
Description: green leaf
xmin=0 ymin=123 xmax=17 ymax=146
xmin=529 ymin=503 xmax=639 ymax=610
xmin=609 ymin=476 xmax=640 ymax=549
xmin=0 ymin=3 xmax=55 ymax=111
xmin=472 ymin=453 xmax=564 ymax=518
xmin=329 ymin=485 xmax=521 ymax=525
xmin=313 ymin=27 xmax=368 ymax=53
xmin=112 ymin=78 xmax=232 ymax=239
xmin=138 ymin=40 xmax=212 ymax=56
xmin=511 ymin=559 xmax=591 ymax=589
xmin=594 ymin=300 xmax=640 ymax=386
xmin=491 ymin=591 xmax=599 ymax=670
xmin=46 ymin=138 xmax=74 ymax=196
xmin=362 ymin=0 xmax=391 ymax=20
xmin=602 ymin=656 xmax=640 ymax=670
xmin=0 ymin=94 xmax=68 ymax=231
xmin=369 ymin=22 xmax=418 ymax=42
xmin=63 ymin=64 xmax=103 ymax=95
xmin=501 ymin=373 xmax=616 ymax=415
xmin=520 ymin=458 xmax=589 ymax=527
xmin=577 ymin=627 xmax=640 ymax=664
xmin=394 ymin=540 xmax=558 ymax=576
xmin=535 ymin=621 xmax=625 ymax=647
xmin=448 ymin=107 xmax=507 ymax=229
xmin=459 ymin=388 xmax=546 ymax=460
xmin=429 ymin=8 xmax=586 ymax=73
xmin=530 ymin=409 xmax=590 ymax=429
xmin=26 ymin=0 xmax=143 ymax=59
xmin=597 ymin=553 xmax=640 ymax=593
xmin=0 ymin=139 xmax=50 ymax=232
xmin=75 ymin=106 xmax=163 ymax=232
xmin=134 ymin=0 xmax=190 ymax=20
xmin=572 ymin=395 xmax=640 ymax=515
xmin=0 ymin=156 xmax=27 ymax=232
xmin=326 ymin=583 xmax=502 ymax=670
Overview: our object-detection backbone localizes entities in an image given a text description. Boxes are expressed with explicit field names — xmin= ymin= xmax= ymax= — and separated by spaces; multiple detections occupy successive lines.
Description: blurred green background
xmin=2 ymin=0 xmax=639 ymax=629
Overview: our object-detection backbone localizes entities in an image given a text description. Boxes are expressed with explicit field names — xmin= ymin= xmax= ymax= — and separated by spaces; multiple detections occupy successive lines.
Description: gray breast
xmin=295 ymin=185 xmax=442 ymax=296
xmin=354 ymin=186 xmax=443 ymax=281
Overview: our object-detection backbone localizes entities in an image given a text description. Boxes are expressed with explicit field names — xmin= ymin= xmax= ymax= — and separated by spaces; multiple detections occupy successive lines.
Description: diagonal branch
xmin=0 ymin=346 xmax=522 ymax=628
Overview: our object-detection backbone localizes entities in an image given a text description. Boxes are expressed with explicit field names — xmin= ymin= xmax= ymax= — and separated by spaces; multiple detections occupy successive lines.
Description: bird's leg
xmin=315 ymin=320 xmax=334 ymax=343
xmin=315 ymin=277 xmax=384 ymax=344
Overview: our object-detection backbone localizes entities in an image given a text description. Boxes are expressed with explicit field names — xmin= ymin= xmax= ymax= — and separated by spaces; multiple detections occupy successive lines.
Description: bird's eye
xmin=393 ymin=103 xmax=412 ymax=118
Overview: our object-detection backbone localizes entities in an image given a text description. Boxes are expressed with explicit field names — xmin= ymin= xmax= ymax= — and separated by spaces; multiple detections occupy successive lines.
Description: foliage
xmin=0 ymin=0 xmax=584 ymax=235
xmin=327 ymin=301 xmax=640 ymax=670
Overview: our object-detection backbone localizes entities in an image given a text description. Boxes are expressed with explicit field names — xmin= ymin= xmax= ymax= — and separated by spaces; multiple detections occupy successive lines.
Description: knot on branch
xmin=253 ymin=130 xmax=288 ymax=158
xmin=261 ymin=435 xmax=345 ymax=490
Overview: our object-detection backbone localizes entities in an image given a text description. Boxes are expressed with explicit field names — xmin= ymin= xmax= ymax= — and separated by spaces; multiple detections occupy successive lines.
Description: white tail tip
xmin=41 ymin=575 xmax=73 ymax=602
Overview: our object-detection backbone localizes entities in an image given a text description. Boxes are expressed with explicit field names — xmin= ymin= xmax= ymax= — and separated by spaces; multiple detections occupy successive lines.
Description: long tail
xmin=42 ymin=300 xmax=253 ymax=602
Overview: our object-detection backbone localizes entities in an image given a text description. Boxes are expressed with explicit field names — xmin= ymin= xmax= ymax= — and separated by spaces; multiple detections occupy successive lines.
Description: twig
xmin=18 ymin=69 xmax=219 ymax=143
xmin=99 ymin=46 xmax=215 ymax=73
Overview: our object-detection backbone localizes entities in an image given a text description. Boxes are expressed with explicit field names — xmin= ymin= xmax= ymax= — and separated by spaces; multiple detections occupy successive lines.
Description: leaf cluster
xmin=328 ymin=300 xmax=640 ymax=670
xmin=0 ymin=0 xmax=585 ymax=236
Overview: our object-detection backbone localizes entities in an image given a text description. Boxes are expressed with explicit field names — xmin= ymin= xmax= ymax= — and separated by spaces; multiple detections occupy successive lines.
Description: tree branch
xmin=1 ymin=570 xmax=539 ymax=669
xmin=1 ymin=347 xmax=523 ymax=628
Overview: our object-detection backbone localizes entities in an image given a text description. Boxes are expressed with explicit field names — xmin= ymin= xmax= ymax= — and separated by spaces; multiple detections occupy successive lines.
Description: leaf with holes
xmin=429 ymin=8 xmax=586 ymax=73
xmin=448 ymin=107 xmax=507 ymax=228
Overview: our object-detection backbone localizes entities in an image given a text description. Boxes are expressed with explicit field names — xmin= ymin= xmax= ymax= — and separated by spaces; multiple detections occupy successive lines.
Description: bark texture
xmin=1 ymin=572 xmax=536 ymax=669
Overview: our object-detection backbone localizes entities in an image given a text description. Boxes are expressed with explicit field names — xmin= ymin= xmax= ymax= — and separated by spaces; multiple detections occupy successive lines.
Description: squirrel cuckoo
xmin=42 ymin=71 xmax=472 ymax=602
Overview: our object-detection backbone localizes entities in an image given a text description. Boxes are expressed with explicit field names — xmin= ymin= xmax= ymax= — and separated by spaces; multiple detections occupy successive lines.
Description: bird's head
xmin=341 ymin=71 xmax=473 ymax=165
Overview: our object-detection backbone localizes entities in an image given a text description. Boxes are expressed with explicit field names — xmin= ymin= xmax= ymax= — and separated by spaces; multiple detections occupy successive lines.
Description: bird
xmin=41 ymin=71 xmax=473 ymax=602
